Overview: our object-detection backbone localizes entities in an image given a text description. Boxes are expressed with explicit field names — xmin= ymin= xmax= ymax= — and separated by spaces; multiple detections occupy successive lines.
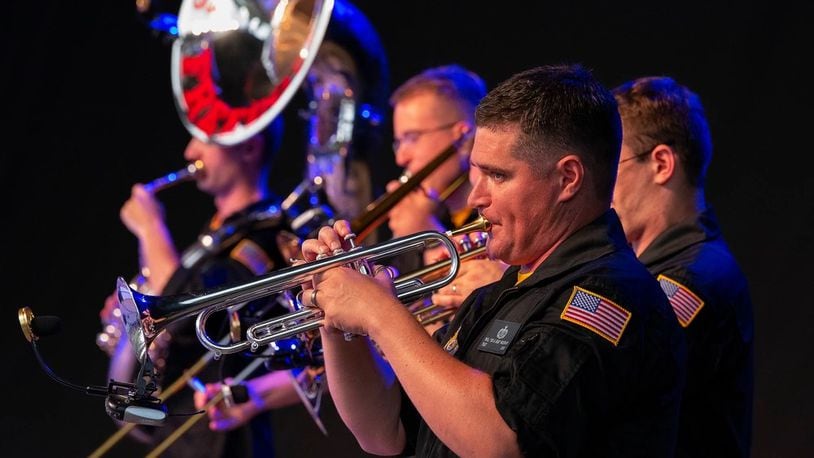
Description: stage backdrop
xmin=3 ymin=1 xmax=812 ymax=456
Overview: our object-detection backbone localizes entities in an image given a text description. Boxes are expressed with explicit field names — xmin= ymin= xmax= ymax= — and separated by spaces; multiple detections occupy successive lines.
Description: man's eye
xmin=490 ymin=172 xmax=506 ymax=181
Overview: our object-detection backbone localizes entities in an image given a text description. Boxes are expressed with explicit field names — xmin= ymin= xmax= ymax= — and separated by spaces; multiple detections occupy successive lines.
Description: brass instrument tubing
xmin=351 ymin=143 xmax=458 ymax=242
xmin=241 ymin=216 xmax=490 ymax=348
xmin=143 ymin=160 xmax=204 ymax=194
xmin=435 ymin=170 xmax=469 ymax=204
xmin=395 ymin=246 xmax=486 ymax=286
xmin=418 ymin=308 xmax=455 ymax=327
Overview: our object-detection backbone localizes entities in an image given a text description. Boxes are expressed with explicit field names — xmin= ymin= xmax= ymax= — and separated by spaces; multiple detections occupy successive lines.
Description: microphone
xmin=18 ymin=307 xmax=60 ymax=342
xmin=18 ymin=306 xmax=168 ymax=426
xmin=31 ymin=315 xmax=62 ymax=338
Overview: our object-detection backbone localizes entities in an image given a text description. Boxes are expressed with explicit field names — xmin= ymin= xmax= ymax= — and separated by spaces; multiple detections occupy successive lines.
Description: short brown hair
xmin=476 ymin=64 xmax=622 ymax=201
xmin=613 ymin=76 xmax=712 ymax=188
xmin=390 ymin=64 xmax=487 ymax=122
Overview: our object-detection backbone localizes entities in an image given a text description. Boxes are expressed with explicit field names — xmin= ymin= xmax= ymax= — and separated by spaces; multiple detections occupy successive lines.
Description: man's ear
xmin=557 ymin=154 xmax=584 ymax=202
xmin=650 ymin=144 xmax=677 ymax=186
xmin=236 ymin=134 xmax=264 ymax=167
xmin=456 ymin=122 xmax=475 ymax=150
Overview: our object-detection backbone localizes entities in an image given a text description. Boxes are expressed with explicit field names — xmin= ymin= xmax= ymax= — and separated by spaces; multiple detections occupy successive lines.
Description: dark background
xmin=2 ymin=1 xmax=812 ymax=456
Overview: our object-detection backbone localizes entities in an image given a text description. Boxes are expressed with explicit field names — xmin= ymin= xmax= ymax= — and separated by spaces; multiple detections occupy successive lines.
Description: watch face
xmin=117 ymin=277 xmax=149 ymax=364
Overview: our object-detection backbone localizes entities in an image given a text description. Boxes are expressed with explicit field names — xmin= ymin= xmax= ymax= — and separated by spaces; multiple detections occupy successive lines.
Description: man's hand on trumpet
xmin=299 ymin=221 xmax=403 ymax=338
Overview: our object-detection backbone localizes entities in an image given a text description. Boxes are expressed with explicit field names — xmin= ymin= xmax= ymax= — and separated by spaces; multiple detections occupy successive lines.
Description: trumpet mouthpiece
xmin=447 ymin=215 xmax=491 ymax=238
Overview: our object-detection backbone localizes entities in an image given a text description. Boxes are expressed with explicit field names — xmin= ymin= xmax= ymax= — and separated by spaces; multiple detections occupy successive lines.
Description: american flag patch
xmin=561 ymin=287 xmax=632 ymax=346
xmin=230 ymin=239 xmax=275 ymax=276
xmin=658 ymin=275 xmax=704 ymax=327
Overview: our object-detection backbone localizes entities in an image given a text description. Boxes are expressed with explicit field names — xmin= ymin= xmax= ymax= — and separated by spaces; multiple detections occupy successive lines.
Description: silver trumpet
xmin=116 ymin=216 xmax=491 ymax=361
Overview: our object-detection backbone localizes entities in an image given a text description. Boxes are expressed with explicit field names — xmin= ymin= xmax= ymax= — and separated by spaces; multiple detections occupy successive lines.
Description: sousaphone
xmin=170 ymin=0 xmax=332 ymax=145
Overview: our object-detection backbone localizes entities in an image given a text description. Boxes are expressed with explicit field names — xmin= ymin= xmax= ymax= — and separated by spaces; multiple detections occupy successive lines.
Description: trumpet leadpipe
xmin=416 ymin=306 xmax=455 ymax=327
xmin=143 ymin=160 xmax=205 ymax=193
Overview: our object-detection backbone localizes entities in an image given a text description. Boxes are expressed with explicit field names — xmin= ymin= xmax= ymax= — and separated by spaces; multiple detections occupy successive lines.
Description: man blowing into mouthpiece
xmin=296 ymin=64 xmax=687 ymax=457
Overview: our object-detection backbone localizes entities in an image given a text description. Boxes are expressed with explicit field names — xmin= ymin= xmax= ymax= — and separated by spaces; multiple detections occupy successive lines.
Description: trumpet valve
xmin=458 ymin=236 xmax=473 ymax=252
xmin=344 ymin=232 xmax=359 ymax=249
xmin=472 ymin=231 xmax=488 ymax=247
xmin=344 ymin=232 xmax=374 ymax=276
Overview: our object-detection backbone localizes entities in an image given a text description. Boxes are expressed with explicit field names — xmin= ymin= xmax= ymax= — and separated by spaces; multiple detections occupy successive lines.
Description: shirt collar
xmin=502 ymin=209 xmax=631 ymax=287
xmin=638 ymin=207 xmax=722 ymax=266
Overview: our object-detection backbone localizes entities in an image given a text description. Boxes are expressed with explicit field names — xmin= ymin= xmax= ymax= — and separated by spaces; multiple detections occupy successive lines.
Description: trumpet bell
xmin=117 ymin=277 xmax=150 ymax=364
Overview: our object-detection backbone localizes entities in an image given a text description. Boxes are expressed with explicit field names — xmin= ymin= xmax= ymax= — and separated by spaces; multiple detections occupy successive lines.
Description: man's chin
xmin=484 ymin=242 xmax=505 ymax=265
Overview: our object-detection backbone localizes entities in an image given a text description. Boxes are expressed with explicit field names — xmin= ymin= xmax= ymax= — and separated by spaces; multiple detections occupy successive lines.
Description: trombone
xmin=350 ymin=140 xmax=463 ymax=242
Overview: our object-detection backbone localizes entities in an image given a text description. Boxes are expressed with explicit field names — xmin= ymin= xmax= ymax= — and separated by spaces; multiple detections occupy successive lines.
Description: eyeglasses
xmin=392 ymin=120 xmax=460 ymax=152
xmin=619 ymin=148 xmax=653 ymax=164
xmin=619 ymin=140 xmax=674 ymax=164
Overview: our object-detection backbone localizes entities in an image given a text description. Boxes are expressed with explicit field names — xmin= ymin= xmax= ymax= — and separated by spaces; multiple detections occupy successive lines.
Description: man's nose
xmin=467 ymin=174 xmax=489 ymax=209
xmin=394 ymin=144 xmax=411 ymax=168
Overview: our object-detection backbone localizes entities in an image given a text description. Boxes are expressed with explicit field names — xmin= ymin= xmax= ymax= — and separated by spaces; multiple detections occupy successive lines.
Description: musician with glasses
xmin=387 ymin=64 xmax=483 ymax=244
xmin=99 ymin=118 xmax=307 ymax=457
xmin=612 ymin=76 xmax=754 ymax=457
xmin=298 ymin=64 xmax=687 ymax=456
xmin=386 ymin=65 xmax=508 ymax=328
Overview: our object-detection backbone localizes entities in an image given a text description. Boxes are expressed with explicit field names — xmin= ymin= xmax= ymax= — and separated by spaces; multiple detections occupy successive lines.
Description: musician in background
xmin=612 ymin=76 xmax=754 ymax=456
xmin=188 ymin=5 xmax=392 ymax=454
xmin=387 ymin=64 xmax=483 ymax=240
xmin=100 ymin=117 xmax=305 ymax=457
xmin=299 ymin=64 xmax=687 ymax=456
xmin=386 ymin=65 xmax=508 ymax=327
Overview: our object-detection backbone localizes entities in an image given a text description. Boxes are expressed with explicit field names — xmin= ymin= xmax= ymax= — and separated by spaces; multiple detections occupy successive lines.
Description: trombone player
xmin=386 ymin=64 xmax=508 ymax=329
xmin=297 ymin=64 xmax=687 ymax=456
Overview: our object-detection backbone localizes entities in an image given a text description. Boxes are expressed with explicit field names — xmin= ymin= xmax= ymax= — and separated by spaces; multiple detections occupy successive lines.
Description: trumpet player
xmin=100 ymin=118 xmax=305 ymax=457
xmin=387 ymin=65 xmax=508 ymax=327
xmin=299 ymin=64 xmax=687 ymax=456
